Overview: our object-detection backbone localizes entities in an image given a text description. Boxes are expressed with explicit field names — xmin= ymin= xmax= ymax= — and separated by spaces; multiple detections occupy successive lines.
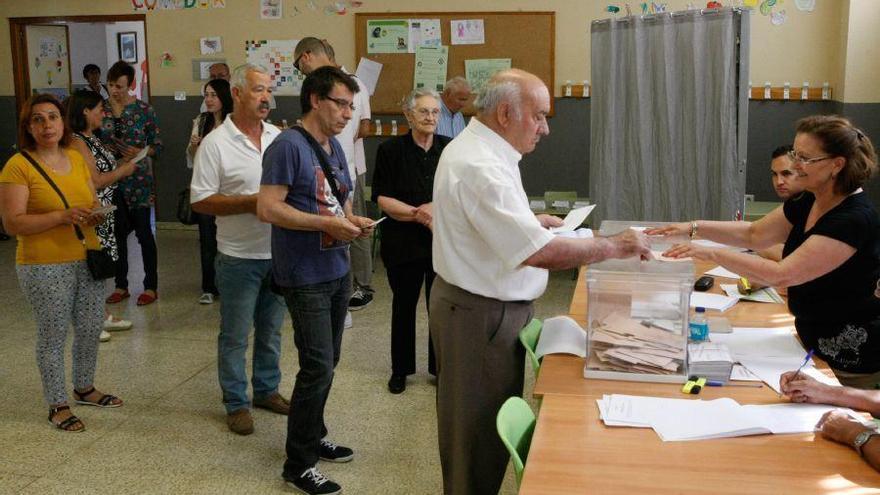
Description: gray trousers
xmin=350 ymin=173 xmax=372 ymax=288
xmin=17 ymin=261 xmax=105 ymax=406
xmin=429 ymin=276 xmax=533 ymax=495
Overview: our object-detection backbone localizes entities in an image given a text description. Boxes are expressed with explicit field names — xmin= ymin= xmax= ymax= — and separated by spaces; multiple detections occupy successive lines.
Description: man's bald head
xmin=474 ymin=69 xmax=550 ymax=154
xmin=442 ymin=77 xmax=471 ymax=113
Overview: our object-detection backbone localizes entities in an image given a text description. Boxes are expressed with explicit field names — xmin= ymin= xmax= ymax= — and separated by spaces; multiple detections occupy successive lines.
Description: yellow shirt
xmin=0 ymin=150 xmax=101 ymax=264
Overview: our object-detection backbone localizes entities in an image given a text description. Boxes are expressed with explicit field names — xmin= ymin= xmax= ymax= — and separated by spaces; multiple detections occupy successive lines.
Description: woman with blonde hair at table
xmin=649 ymin=115 xmax=880 ymax=389
xmin=0 ymin=94 xmax=123 ymax=432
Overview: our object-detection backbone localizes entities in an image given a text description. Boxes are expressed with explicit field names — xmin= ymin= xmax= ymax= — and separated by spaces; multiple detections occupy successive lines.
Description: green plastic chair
xmin=496 ymin=396 xmax=537 ymax=488
xmin=519 ymin=319 xmax=543 ymax=379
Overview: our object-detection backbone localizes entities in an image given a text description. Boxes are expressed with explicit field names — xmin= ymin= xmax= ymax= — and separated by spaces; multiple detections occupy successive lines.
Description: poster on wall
xmin=451 ymin=19 xmax=485 ymax=45
xmin=413 ymin=45 xmax=448 ymax=92
xmin=260 ymin=0 xmax=282 ymax=19
xmin=366 ymin=19 xmax=409 ymax=54
xmin=200 ymin=36 xmax=222 ymax=55
xmin=465 ymin=58 xmax=511 ymax=93
xmin=245 ymin=39 xmax=304 ymax=95
xmin=408 ymin=19 xmax=442 ymax=53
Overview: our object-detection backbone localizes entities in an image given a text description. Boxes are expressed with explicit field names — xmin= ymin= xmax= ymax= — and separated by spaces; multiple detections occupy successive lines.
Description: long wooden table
xmin=520 ymin=264 xmax=880 ymax=494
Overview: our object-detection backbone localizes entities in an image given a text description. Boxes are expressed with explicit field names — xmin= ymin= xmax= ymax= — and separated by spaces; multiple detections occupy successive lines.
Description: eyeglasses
xmin=293 ymin=51 xmax=307 ymax=72
xmin=787 ymin=150 xmax=833 ymax=165
xmin=324 ymin=96 xmax=355 ymax=111
xmin=414 ymin=108 xmax=440 ymax=118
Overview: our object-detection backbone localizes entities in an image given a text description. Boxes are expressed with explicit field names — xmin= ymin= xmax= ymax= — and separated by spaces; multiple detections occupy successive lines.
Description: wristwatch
xmin=853 ymin=429 xmax=880 ymax=457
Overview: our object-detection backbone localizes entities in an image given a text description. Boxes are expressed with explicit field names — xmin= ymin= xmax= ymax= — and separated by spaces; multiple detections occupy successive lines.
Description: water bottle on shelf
xmin=689 ymin=307 xmax=709 ymax=341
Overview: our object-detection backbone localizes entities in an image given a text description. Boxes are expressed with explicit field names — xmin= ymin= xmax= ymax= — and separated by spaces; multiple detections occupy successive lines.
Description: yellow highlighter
xmin=737 ymin=277 xmax=766 ymax=295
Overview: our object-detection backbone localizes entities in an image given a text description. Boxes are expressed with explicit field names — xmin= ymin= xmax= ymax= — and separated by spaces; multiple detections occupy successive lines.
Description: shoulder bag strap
xmin=20 ymin=151 xmax=86 ymax=243
xmin=290 ymin=126 xmax=346 ymax=207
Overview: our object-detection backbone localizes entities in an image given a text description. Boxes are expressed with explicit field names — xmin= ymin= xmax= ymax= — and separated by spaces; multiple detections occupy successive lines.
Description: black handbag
xmin=21 ymin=151 xmax=117 ymax=280
xmin=177 ymin=187 xmax=198 ymax=225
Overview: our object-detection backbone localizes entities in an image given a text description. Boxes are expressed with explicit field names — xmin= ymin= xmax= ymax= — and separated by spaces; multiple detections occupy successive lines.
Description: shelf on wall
xmin=748 ymin=86 xmax=832 ymax=101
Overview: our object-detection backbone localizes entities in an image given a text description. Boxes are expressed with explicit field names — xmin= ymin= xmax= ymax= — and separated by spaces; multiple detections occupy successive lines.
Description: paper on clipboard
xmin=550 ymin=205 xmax=595 ymax=233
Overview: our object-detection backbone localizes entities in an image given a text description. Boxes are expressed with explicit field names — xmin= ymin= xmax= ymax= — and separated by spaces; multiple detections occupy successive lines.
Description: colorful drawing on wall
xmin=260 ymin=0 xmax=282 ymax=19
xmin=200 ymin=36 xmax=222 ymax=55
xmin=770 ymin=9 xmax=786 ymax=25
xmin=161 ymin=52 xmax=176 ymax=67
xmin=245 ymin=39 xmax=304 ymax=95
xmin=794 ymin=0 xmax=815 ymax=12
xmin=212 ymin=0 xmax=225 ymax=7
xmin=118 ymin=32 xmax=138 ymax=63
xmin=450 ymin=19 xmax=485 ymax=45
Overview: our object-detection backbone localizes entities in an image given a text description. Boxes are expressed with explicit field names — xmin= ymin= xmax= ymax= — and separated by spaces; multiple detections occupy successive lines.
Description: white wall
xmin=68 ymin=22 xmax=108 ymax=87
xmin=104 ymin=21 xmax=148 ymax=101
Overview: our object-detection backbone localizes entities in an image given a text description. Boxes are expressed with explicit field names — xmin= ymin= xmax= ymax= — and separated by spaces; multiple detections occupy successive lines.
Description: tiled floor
xmin=0 ymin=227 xmax=577 ymax=494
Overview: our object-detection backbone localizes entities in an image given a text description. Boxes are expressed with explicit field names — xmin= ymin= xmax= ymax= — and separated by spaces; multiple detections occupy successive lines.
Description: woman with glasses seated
xmin=371 ymin=88 xmax=451 ymax=394
xmin=648 ymin=115 xmax=880 ymax=388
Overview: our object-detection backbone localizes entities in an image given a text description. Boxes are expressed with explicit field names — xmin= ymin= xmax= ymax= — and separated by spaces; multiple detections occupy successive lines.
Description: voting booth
xmin=584 ymin=221 xmax=693 ymax=383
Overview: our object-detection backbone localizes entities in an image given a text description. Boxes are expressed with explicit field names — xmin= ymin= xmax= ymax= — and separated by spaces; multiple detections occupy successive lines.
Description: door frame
xmin=9 ymin=14 xmax=148 ymax=115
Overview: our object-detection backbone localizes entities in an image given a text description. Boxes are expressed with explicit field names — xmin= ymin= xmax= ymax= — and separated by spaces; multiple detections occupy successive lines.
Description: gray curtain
xmin=590 ymin=8 xmax=749 ymax=223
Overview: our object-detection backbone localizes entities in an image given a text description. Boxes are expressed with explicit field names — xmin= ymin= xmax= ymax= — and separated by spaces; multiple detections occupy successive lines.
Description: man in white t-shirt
xmin=430 ymin=69 xmax=651 ymax=495
xmin=191 ymin=64 xmax=288 ymax=436
xmin=294 ymin=37 xmax=375 ymax=310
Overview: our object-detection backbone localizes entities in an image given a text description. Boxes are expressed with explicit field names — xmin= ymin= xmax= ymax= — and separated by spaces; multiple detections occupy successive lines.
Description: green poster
xmin=413 ymin=45 xmax=448 ymax=92
xmin=465 ymin=58 xmax=512 ymax=93
xmin=367 ymin=19 xmax=409 ymax=54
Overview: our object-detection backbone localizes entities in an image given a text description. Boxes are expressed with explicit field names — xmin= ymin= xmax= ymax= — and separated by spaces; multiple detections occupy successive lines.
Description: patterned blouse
xmin=73 ymin=132 xmax=119 ymax=261
xmin=99 ymin=99 xmax=162 ymax=209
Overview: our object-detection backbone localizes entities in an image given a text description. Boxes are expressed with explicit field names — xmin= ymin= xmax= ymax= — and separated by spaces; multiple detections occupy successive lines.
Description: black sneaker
xmin=348 ymin=287 xmax=373 ymax=311
xmin=286 ymin=467 xmax=341 ymax=495
xmin=319 ymin=438 xmax=354 ymax=463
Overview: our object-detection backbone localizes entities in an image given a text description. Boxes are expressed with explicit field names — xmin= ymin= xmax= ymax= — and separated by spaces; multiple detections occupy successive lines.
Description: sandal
xmin=48 ymin=405 xmax=85 ymax=432
xmin=106 ymin=289 xmax=130 ymax=304
xmin=73 ymin=387 xmax=122 ymax=408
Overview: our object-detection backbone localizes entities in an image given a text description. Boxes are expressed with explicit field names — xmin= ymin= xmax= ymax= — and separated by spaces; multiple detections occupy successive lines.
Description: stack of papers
xmin=710 ymin=327 xmax=835 ymax=391
xmin=690 ymin=292 xmax=739 ymax=312
xmin=597 ymin=394 xmax=861 ymax=441
xmin=687 ymin=342 xmax=735 ymax=382
xmin=720 ymin=284 xmax=784 ymax=304
xmin=588 ymin=312 xmax=686 ymax=375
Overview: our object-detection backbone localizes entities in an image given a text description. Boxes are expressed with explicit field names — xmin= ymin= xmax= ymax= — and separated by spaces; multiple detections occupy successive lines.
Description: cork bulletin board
xmin=355 ymin=11 xmax=555 ymax=115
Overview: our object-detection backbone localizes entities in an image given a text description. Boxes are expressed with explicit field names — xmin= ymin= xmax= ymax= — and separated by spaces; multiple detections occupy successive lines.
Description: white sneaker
xmin=100 ymin=330 xmax=112 ymax=342
xmin=104 ymin=315 xmax=133 ymax=332
xmin=199 ymin=293 xmax=215 ymax=305
xmin=344 ymin=311 xmax=353 ymax=329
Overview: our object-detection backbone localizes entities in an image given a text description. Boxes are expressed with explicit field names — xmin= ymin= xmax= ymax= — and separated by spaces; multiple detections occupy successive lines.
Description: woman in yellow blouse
xmin=0 ymin=94 xmax=123 ymax=432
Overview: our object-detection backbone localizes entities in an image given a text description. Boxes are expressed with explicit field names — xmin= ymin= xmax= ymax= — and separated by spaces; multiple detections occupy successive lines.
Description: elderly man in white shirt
xmin=430 ymin=69 xmax=651 ymax=495
xmin=191 ymin=64 xmax=289 ymax=436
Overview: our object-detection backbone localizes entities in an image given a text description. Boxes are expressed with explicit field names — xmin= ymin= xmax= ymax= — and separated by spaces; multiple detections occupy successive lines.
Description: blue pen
xmin=792 ymin=349 xmax=815 ymax=381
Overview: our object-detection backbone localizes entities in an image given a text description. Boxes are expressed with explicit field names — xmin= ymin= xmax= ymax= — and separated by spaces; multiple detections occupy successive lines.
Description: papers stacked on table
xmin=690 ymin=292 xmax=739 ymax=312
xmin=597 ymin=394 xmax=862 ymax=441
xmin=720 ymin=284 xmax=785 ymax=304
xmin=687 ymin=342 xmax=735 ymax=382
xmin=588 ymin=312 xmax=686 ymax=375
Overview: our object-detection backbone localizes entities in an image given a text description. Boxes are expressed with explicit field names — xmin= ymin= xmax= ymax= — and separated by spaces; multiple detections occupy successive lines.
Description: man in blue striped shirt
xmin=436 ymin=77 xmax=471 ymax=139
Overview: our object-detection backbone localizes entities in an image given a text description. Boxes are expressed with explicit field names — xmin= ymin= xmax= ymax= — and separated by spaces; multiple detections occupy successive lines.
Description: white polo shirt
xmin=432 ymin=118 xmax=555 ymax=301
xmin=190 ymin=115 xmax=281 ymax=259
xmin=336 ymin=69 xmax=371 ymax=182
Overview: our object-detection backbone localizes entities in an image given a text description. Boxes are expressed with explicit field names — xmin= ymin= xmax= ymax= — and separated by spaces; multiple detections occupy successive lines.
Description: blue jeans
xmin=281 ymin=273 xmax=351 ymax=478
xmin=215 ymin=253 xmax=286 ymax=414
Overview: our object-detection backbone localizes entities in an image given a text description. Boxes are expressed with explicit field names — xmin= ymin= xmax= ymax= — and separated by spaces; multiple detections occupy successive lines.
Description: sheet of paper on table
xmin=534 ymin=316 xmax=586 ymax=359
xmin=690 ymin=292 xmax=739 ymax=312
xmin=705 ymin=265 xmax=741 ymax=279
xmin=720 ymin=284 xmax=784 ymax=304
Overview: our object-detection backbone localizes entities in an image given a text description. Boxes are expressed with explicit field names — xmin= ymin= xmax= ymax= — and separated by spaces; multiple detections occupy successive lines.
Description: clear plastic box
xmin=584 ymin=221 xmax=694 ymax=383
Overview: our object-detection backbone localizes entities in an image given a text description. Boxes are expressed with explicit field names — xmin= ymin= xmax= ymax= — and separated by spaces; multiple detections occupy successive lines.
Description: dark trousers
xmin=430 ymin=276 xmax=532 ymax=495
xmin=113 ymin=191 xmax=158 ymax=291
xmin=281 ymin=273 xmax=351 ymax=478
xmin=197 ymin=212 xmax=218 ymax=295
xmin=386 ymin=258 xmax=436 ymax=376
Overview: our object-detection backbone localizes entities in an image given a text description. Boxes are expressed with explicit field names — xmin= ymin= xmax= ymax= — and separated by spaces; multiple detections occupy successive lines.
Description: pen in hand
xmin=780 ymin=349 xmax=815 ymax=398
